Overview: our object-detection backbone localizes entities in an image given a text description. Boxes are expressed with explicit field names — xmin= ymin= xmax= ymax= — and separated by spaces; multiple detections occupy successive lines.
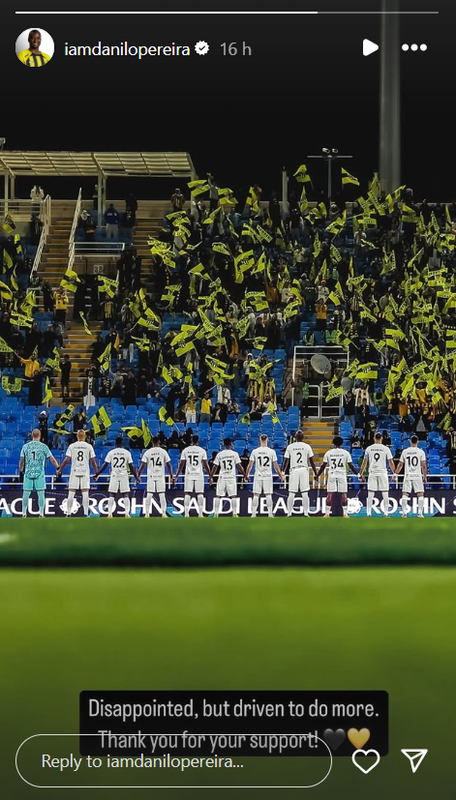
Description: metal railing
xmin=68 ymin=241 xmax=125 ymax=271
xmin=75 ymin=242 xmax=125 ymax=256
xmin=68 ymin=189 xmax=125 ymax=273
xmin=0 ymin=473 xmax=453 ymax=490
xmin=31 ymin=194 xmax=51 ymax=277
xmin=291 ymin=345 xmax=349 ymax=416
xmin=68 ymin=188 xmax=83 ymax=273
xmin=0 ymin=198 xmax=47 ymax=219
xmin=0 ymin=196 xmax=51 ymax=277
xmin=69 ymin=187 xmax=83 ymax=255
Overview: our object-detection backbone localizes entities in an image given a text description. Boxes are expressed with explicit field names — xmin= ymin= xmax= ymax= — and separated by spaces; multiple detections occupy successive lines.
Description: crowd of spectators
xmin=3 ymin=170 xmax=456 ymax=460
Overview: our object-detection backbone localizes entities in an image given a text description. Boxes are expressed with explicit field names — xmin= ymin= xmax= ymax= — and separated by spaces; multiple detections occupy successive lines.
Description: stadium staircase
xmin=132 ymin=202 xmax=169 ymax=291
xmin=40 ymin=201 xmax=174 ymax=403
xmin=39 ymin=208 xmax=73 ymax=287
xmin=61 ymin=319 xmax=103 ymax=404
xmin=302 ymin=420 xmax=335 ymax=460
xmin=134 ymin=215 xmax=160 ymax=270
xmin=38 ymin=201 xmax=103 ymax=404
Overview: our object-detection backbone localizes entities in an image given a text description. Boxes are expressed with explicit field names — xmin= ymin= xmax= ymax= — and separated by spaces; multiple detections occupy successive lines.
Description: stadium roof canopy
xmin=0 ymin=151 xmax=196 ymax=179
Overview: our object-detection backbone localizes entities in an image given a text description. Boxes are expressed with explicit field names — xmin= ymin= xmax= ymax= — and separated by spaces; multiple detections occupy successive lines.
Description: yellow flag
xmin=212 ymin=243 xmax=231 ymax=257
xmin=90 ymin=406 xmax=112 ymax=435
xmin=3 ymin=213 xmax=16 ymax=234
xmin=161 ymin=366 xmax=174 ymax=385
xmin=235 ymin=250 xmax=255 ymax=276
xmin=79 ymin=312 xmax=92 ymax=336
xmin=175 ymin=341 xmax=195 ymax=357
xmin=0 ymin=336 xmax=14 ymax=353
xmin=97 ymin=275 xmax=118 ymax=298
xmin=97 ymin=342 xmax=111 ymax=372
xmin=246 ymin=186 xmax=260 ymax=212
xmin=251 ymin=251 xmax=267 ymax=275
xmin=42 ymin=377 xmax=53 ymax=404
xmin=187 ymin=179 xmax=210 ymax=197
xmin=2 ymin=376 xmax=21 ymax=394
xmin=326 ymin=211 xmax=347 ymax=235
xmin=293 ymin=164 xmax=311 ymax=184
xmin=0 ymin=281 xmax=12 ymax=300
xmin=189 ymin=262 xmax=210 ymax=279
xmin=122 ymin=425 xmax=143 ymax=440
xmin=341 ymin=168 xmax=360 ymax=186
xmin=328 ymin=281 xmax=344 ymax=306
xmin=60 ymin=267 xmax=81 ymax=293
xmin=141 ymin=418 xmax=152 ymax=447
xmin=158 ymin=406 xmax=174 ymax=426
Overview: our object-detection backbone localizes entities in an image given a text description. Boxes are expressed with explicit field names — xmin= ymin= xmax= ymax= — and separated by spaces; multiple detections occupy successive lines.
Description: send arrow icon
xmin=363 ymin=39 xmax=379 ymax=57
xmin=401 ymin=749 xmax=428 ymax=773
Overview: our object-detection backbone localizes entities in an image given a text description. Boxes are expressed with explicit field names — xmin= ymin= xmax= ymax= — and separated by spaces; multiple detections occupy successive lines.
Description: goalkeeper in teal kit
xmin=19 ymin=428 xmax=59 ymax=517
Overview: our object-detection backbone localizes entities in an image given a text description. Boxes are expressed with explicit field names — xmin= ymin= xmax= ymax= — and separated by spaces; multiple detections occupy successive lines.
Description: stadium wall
xmin=1 ymin=489 xmax=454 ymax=517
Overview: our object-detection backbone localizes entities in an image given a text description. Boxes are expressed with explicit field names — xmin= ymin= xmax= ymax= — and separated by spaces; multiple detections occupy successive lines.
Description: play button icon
xmin=363 ymin=38 xmax=379 ymax=56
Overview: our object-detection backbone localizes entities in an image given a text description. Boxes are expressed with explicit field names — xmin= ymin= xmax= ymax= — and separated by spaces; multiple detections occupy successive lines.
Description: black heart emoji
xmin=323 ymin=728 xmax=346 ymax=750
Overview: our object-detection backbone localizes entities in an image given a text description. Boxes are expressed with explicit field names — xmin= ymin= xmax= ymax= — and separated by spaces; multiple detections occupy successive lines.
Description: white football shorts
xmin=289 ymin=468 xmax=310 ymax=493
xmin=109 ymin=474 xmax=130 ymax=494
xmin=69 ymin=473 xmax=90 ymax=491
xmin=216 ymin=476 xmax=237 ymax=497
xmin=368 ymin=473 xmax=389 ymax=492
xmin=253 ymin=475 xmax=273 ymax=495
xmin=184 ymin=475 xmax=204 ymax=494
xmin=403 ymin=476 xmax=424 ymax=494
xmin=326 ymin=475 xmax=348 ymax=494
xmin=147 ymin=477 xmax=166 ymax=494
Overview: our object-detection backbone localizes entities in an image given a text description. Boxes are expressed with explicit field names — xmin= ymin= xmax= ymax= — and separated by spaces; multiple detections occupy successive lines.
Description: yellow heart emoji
xmin=347 ymin=728 xmax=371 ymax=749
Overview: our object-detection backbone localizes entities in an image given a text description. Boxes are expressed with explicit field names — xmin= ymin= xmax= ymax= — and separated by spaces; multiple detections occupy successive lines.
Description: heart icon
xmin=347 ymin=727 xmax=371 ymax=749
xmin=352 ymin=749 xmax=381 ymax=774
xmin=323 ymin=728 xmax=346 ymax=750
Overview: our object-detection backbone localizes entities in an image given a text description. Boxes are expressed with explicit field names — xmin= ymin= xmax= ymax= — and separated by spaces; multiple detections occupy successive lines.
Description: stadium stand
xmin=1 ymin=163 xmax=456 ymax=487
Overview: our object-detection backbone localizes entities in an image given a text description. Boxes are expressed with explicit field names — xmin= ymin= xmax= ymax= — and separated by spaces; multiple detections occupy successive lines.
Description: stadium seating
xmin=2 ymin=194 xmax=453 ymax=489
xmin=0 ymin=380 xmax=302 ymax=477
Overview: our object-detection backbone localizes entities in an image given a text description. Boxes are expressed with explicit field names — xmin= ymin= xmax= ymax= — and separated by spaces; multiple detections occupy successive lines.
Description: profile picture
xmin=16 ymin=29 xmax=54 ymax=67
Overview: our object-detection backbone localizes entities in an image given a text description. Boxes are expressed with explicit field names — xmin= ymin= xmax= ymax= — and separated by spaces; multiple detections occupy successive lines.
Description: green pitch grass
xmin=1 ymin=567 xmax=455 ymax=799
xmin=0 ymin=516 xmax=456 ymax=566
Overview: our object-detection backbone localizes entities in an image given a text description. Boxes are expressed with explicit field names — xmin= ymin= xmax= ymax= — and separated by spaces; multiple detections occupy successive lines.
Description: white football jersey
xmin=104 ymin=447 xmax=133 ymax=478
xmin=66 ymin=441 xmax=95 ymax=476
xmin=250 ymin=446 xmax=277 ymax=477
xmin=365 ymin=444 xmax=393 ymax=474
xmin=142 ymin=446 xmax=170 ymax=478
xmin=214 ymin=449 xmax=241 ymax=477
xmin=284 ymin=441 xmax=314 ymax=470
xmin=400 ymin=446 xmax=426 ymax=477
xmin=181 ymin=445 xmax=207 ymax=477
xmin=323 ymin=447 xmax=352 ymax=477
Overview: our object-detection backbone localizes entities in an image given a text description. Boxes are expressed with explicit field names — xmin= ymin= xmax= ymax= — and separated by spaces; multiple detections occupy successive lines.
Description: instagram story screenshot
xmin=0 ymin=0 xmax=455 ymax=798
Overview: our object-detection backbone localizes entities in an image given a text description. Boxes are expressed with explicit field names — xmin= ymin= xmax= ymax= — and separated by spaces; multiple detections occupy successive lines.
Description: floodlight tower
xmin=379 ymin=0 xmax=401 ymax=192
